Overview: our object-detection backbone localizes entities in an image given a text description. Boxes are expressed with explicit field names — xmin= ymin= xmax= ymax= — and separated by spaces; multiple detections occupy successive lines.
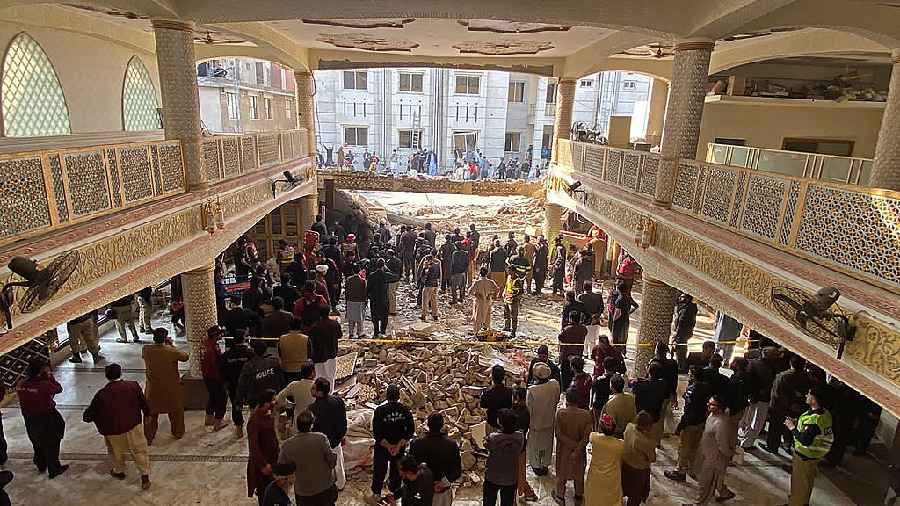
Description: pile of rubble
xmin=335 ymin=341 xmax=533 ymax=488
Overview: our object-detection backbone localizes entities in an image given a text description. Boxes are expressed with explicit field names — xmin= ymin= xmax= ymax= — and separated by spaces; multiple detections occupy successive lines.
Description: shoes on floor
xmin=141 ymin=474 xmax=151 ymax=490
xmin=92 ymin=354 xmax=105 ymax=363
xmin=520 ymin=493 xmax=539 ymax=502
xmin=756 ymin=442 xmax=781 ymax=455
xmin=48 ymin=465 xmax=69 ymax=479
xmin=109 ymin=470 xmax=126 ymax=480
xmin=715 ymin=489 xmax=736 ymax=502
xmin=68 ymin=355 xmax=82 ymax=363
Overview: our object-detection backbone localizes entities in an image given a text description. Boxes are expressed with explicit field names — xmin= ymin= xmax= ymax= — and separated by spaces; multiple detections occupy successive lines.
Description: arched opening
xmin=122 ymin=55 xmax=162 ymax=131
xmin=1 ymin=32 xmax=70 ymax=138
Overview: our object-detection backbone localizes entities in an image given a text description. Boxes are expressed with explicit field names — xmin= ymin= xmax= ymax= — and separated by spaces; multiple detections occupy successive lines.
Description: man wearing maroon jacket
xmin=16 ymin=358 xmax=68 ymax=478
xmin=83 ymin=363 xmax=152 ymax=489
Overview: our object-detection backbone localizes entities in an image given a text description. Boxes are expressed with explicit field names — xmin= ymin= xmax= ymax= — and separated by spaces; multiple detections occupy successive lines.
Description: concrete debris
xmin=338 ymin=340 xmax=532 ymax=488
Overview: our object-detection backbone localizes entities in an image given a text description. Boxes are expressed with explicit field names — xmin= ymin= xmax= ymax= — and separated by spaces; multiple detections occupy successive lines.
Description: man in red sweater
xmin=83 ymin=363 xmax=152 ymax=489
xmin=16 ymin=358 xmax=68 ymax=478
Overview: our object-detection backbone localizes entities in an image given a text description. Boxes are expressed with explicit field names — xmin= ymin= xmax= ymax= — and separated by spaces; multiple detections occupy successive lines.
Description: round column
xmin=181 ymin=264 xmax=218 ymax=377
xmin=870 ymin=49 xmax=900 ymax=191
xmin=543 ymin=202 xmax=564 ymax=245
xmin=294 ymin=70 xmax=317 ymax=158
xmin=655 ymin=39 xmax=714 ymax=207
xmin=634 ymin=277 xmax=677 ymax=376
xmin=152 ymin=20 xmax=206 ymax=191
xmin=298 ymin=194 xmax=319 ymax=235
xmin=551 ymin=79 xmax=577 ymax=163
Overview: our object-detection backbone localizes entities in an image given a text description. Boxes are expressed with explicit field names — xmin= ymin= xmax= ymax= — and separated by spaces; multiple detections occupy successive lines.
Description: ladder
xmin=411 ymin=106 xmax=422 ymax=150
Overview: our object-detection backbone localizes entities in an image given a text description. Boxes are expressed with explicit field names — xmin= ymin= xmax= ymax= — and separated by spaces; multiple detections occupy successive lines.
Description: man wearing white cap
xmin=526 ymin=363 xmax=560 ymax=476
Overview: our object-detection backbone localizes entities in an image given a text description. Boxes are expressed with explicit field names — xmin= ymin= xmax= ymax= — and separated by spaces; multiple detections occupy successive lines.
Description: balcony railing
xmin=0 ymin=128 xmax=309 ymax=246
xmin=706 ymin=142 xmax=873 ymax=187
xmin=556 ymin=139 xmax=900 ymax=292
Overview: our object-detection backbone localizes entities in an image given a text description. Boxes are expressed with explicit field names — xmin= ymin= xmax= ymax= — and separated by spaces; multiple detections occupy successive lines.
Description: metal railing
xmin=0 ymin=128 xmax=309 ymax=245
xmin=706 ymin=142 xmax=873 ymax=187
xmin=557 ymin=139 xmax=900 ymax=292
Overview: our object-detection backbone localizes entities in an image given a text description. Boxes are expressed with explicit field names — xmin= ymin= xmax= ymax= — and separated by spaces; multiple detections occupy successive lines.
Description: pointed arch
xmin=1 ymin=32 xmax=71 ymax=137
xmin=122 ymin=56 xmax=161 ymax=131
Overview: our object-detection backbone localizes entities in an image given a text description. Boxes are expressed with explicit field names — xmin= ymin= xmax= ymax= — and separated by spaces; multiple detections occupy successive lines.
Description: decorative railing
xmin=706 ymin=142 xmax=873 ymax=186
xmin=203 ymin=128 xmax=307 ymax=184
xmin=0 ymin=139 xmax=185 ymax=245
xmin=557 ymin=139 xmax=900 ymax=292
xmin=0 ymin=128 xmax=309 ymax=246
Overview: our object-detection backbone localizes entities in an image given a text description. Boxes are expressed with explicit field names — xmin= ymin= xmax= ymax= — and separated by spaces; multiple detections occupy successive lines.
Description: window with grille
xmin=122 ymin=56 xmax=161 ymax=131
xmin=504 ymin=132 xmax=521 ymax=152
xmin=344 ymin=126 xmax=367 ymax=146
xmin=343 ymin=70 xmax=367 ymax=90
xmin=398 ymin=129 xmax=422 ymax=148
xmin=508 ymin=82 xmax=525 ymax=102
xmin=264 ymin=97 xmax=272 ymax=119
xmin=1 ymin=33 xmax=71 ymax=137
xmin=226 ymin=92 xmax=239 ymax=119
xmin=249 ymin=96 xmax=259 ymax=119
xmin=399 ymin=72 xmax=423 ymax=92
xmin=580 ymin=79 xmax=594 ymax=88
xmin=285 ymin=100 xmax=292 ymax=120
xmin=623 ymin=81 xmax=637 ymax=89
xmin=455 ymin=75 xmax=480 ymax=94
xmin=545 ymin=83 xmax=558 ymax=103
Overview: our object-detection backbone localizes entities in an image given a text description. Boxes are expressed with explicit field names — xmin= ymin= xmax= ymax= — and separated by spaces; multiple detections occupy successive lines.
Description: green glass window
xmin=2 ymin=33 xmax=71 ymax=137
xmin=122 ymin=56 xmax=161 ymax=131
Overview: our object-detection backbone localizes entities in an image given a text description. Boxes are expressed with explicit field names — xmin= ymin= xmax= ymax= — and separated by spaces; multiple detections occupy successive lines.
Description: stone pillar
xmin=294 ymin=70 xmax=317 ymax=157
xmin=181 ymin=264 xmax=218 ymax=377
xmin=152 ymin=20 xmax=206 ymax=191
xmin=299 ymin=194 xmax=318 ymax=235
xmin=634 ymin=277 xmax=677 ymax=376
xmin=870 ymin=49 xmax=900 ymax=191
xmin=551 ymin=79 xmax=577 ymax=163
xmin=543 ymin=202 xmax=563 ymax=245
xmin=645 ymin=78 xmax=669 ymax=146
xmin=655 ymin=39 xmax=714 ymax=207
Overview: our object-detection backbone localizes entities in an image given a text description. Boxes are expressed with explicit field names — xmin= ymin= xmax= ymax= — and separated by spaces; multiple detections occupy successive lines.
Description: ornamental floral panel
xmin=700 ymin=165 xmax=736 ymax=223
xmin=672 ymin=162 xmax=697 ymax=210
xmin=0 ymin=157 xmax=51 ymax=237
xmin=796 ymin=185 xmax=899 ymax=286
xmin=621 ymin=152 xmax=640 ymax=191
xmin=64 ymin=151 xmax=111 ymax=216
xmin=740 ymin=174 xmax=785 ymax=240
xmin=780 ymin=181 xmax=801 ymax=245
xmin=639 ymin=154 xmax=659 ymax=197
xmin=118 ymin=146 xmax=153 ymax=202
xmin=583 ymin=145 xmax=604 ymax=178
xmin=605 ymin=149 xmax=622 ymax=185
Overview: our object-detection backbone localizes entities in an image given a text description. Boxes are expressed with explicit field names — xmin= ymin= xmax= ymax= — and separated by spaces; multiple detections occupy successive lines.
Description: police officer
xmin=784 ymin=386 xmax=833 ymax=506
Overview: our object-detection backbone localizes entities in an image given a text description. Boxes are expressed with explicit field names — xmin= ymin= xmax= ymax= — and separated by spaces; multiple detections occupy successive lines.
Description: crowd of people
xmin=4 ymin=210 xmax=892 ymax=506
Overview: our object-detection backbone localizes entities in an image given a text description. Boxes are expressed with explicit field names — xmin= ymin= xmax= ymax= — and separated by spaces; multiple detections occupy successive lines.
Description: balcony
xmin=706 ymin=142 xmax=874 ymax=186
xmin=0 ymin=129 xmax=309 ymax=247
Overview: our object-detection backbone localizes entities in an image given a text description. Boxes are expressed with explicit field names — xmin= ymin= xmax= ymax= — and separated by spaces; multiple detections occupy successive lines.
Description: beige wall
xmin=697 ymin=102 xmax=885 ymax=158
xmin=0 ymin=21 xmax=161 ymax=136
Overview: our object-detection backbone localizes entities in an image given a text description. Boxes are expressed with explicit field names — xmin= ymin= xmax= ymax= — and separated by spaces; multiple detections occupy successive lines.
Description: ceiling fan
xmin=1 ymin=252 xmax=80 ymax=332
xmin=620 ymin=44 xmax=673 ymax=59
xmin=194 ymin=31 xmax=247 ymax=46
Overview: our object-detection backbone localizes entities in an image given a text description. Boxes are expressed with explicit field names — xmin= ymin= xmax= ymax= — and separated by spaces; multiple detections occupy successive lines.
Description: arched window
xmin=122 ymin=56 xmax=161 ymax=131
xmin=1 ymin=33 xmax=70 ymax=137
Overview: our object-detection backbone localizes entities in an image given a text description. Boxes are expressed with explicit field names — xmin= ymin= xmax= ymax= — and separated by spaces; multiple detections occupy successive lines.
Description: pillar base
xmin=182 ymin=374 xmax=209 ymax=411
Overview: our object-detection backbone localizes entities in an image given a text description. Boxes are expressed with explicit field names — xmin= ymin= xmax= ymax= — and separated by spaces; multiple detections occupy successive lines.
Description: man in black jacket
xmin=310 ymin=378 xmax=348 ymax=490
xmin=221 ymin=295 xmax=260 ymax=338
xmin=398 ymin=227 xmax=417 ymax=282
xmin=389 ymin=457 xmax=434 ymax=506
xmin=532 ymin=237 xmax=549 ymax=295
xmin=409 ymin=413 xmax=462 ymax=506
xmin=368 ymin=259 xmax=399 ymax=337
xmin=371 ymin=384 xmax=415 ymax=502
xmin=664 ymin=366 xmax=711 ymax=482
xmin=737 ymin=346 xmax=778 ymax=450
xmin=220 ymin=333 xmax=255 ymax=438
xmin=439 ymin=235 xmax=454 ymax=293
xmin=238 ymin=339 xmax=285 ymax=410
xmin=631 ymin=362 xmax=669 ymax=445
xmin=449 ymin=242 xmax=470 ymax=305
xmin=672 ymin=293 xmax=698 ymax=371
xmin=309 ymin=305 xmax=341 ymax=392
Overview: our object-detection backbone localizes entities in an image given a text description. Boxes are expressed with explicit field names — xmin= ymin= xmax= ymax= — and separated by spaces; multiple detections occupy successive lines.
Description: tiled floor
xmin=0 ymin=290 xmax=891 ymax=505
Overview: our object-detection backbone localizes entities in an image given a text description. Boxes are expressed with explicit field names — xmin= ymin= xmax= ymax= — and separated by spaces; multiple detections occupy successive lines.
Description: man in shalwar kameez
xmin=468 ymin=266 xmax=498 ymax=334
xmin=526 ymin=364 xmax=560 ymax=475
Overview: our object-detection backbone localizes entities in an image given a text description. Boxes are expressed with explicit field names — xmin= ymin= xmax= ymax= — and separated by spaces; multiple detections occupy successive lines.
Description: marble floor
xmin=0 ymin=290 xmax=891 ymax=505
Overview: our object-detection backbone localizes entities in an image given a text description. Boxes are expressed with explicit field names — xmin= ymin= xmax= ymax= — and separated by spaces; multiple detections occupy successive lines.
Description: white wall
xmin=198 ymin=87 xmax=223 ymax=133
xmin=0 ymin=22 xmax=161 ymax=136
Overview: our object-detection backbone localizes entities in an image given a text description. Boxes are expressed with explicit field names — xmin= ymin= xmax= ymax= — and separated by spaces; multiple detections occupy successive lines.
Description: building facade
xmin=313 ymin=68 xmax=652 ymax=169
xmin=197 ymin=58 xmax=297 ymax=134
